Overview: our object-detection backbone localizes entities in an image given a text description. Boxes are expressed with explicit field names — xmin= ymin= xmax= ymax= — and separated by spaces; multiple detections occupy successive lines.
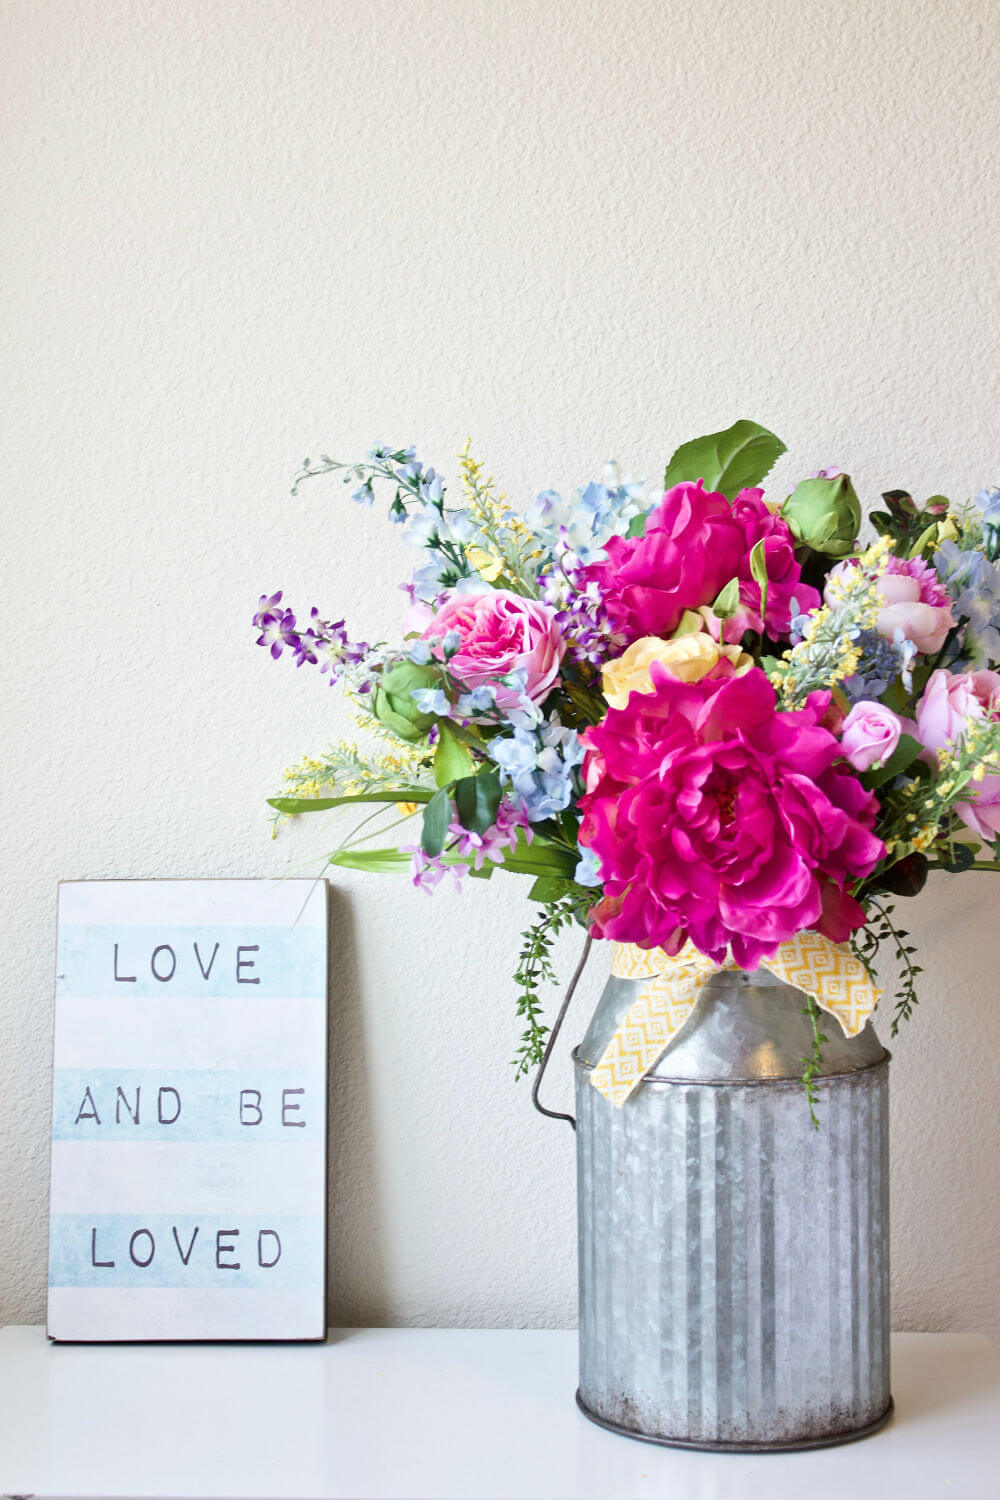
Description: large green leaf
xmin=453 ymin=770 xmax=502 ymax=833
xmin=663 ymin=419 xmax=786 ymax=499
xmin=434 ymin=721 xmax=476 ymax=788
xmin=420 ymin=787 xmax=452 ymax=857
xmin=268 ymin=789 xmax=432 ymax=814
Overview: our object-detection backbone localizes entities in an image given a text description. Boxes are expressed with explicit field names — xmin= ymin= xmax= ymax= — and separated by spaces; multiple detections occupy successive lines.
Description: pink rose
xmin=420 ymin=587 xmax=565 ymax=708
xmin=840 ymin=700 xmax=904 ymax=771
xmin=915 ymin=669 xmax=984 ymax=753
xmin=956 ymin=776 xmax=1000 ymax=840
xmin=915 ymin=668 xmax=1000 ymax=836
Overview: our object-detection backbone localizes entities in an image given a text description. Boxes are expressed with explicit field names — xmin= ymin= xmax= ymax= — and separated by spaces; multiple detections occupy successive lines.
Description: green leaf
xmin=625 ymin=513 xmax=648 ymax=538
xmin=749 ymin=537 xmax=768 ymax=619
xmin=268 ymin=789 xmax=432 ymax=814
xmin=862 ymin=733 xmax=923 ymax=789
xmin=434 ymin=721 xmax=475 ymax=788
xmin=453 ymin=770 xmax=502 ymax=833
xmin=497 ymin=834 xmax=578 ymax=877
xmin=528 ymin=875 xmax=579 ymax=902
xmin=711 ymin=577 xmax=740 ymax=619
xmin=937 ymin=844 xmax=975 ymax=874
xmin=420 ymin=787 xmax=452 ymax=856
xmin=663 ymin=420 xmax=786 ymax=499
xmin=878 ymin=851 xmax=930 ymax=896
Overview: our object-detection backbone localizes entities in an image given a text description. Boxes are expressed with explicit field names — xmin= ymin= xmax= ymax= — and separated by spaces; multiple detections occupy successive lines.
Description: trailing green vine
xmin=852 ymin=897 xmax=923 ymax=1035
xmin=799 ymin=994 xmax=828 ymax=1130
xmin=512 ymin=895 xmax=592 ymax=1080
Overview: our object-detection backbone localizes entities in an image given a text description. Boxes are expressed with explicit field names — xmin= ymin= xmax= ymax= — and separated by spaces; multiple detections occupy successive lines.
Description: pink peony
xmin=577 ymin=482 xmax=746 ymax=642
xmin=827 ymin=555 xmax=955 ymax=655
xmin=579 ymin=666 xmax=884 ymax=967
xmin=420 ymin=587 xmax=565 ymax=708
xmin=840 ymin=700 xmax=904 ymax=771
xmin=726 ymin=489 xmax=822 ymax=640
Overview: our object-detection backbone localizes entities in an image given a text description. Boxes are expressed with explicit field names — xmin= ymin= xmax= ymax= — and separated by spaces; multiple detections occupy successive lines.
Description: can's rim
xmin=572 ymin=1044 xmax=891 ymax=1087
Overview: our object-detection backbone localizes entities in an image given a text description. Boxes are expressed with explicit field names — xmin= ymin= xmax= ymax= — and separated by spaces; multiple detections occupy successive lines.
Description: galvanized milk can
xmin=536 ymin=956 xmax=892 ymax=1451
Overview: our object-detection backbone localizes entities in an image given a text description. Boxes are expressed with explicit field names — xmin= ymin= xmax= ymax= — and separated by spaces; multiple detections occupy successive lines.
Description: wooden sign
xmin=47 ymin=879 xmax=328 ymax=1342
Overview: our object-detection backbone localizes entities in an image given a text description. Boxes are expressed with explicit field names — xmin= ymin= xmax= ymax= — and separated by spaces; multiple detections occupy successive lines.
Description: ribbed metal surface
xmin=575 ymin=968 xmax=891 ymax=1449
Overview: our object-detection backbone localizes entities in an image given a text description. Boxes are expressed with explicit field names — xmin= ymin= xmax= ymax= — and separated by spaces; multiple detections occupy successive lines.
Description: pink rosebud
xmin=825 ymin=556 xmax=956 ymax=656
xmin=840 ymin=701 xmax=903 ymax=771
xmin=420 ymin=587 xmax=565 ymax=708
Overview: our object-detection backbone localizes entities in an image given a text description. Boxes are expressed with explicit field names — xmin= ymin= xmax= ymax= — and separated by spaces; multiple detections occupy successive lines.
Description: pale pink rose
xmin=840 ymin=701 xmax=903 ymax=771
xmin=825 ymin=557 xmax=955 ymax=655
xmin=420 ymin=587 xmax=565 ymax=708
xmin=875 ymin=572 xmax=954 ymax=654
xmin=915 ymin=669 xmax=984 ymax=753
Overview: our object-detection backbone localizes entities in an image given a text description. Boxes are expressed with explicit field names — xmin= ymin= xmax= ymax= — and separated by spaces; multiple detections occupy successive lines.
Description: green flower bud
xmin=781 ymin=474 xmax=862 ymax=559
xmin=371 ymin=661 xmax=441 ymax=742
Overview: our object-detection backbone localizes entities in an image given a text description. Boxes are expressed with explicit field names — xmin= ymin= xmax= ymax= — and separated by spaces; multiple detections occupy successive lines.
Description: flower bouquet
xmin=255 ymin=419 xmax=1000 ymax=1107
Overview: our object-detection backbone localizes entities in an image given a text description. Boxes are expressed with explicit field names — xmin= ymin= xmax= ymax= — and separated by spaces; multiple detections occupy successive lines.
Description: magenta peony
xmin=420 ymin=587 xmax=565 ymax=707
xmin=726 ymin=489 xmax=822 ymax=640
xmin=577 ymin=482 xmax=747 ymax=642
xmin=579 ymin=666 xmax=884 ymax=967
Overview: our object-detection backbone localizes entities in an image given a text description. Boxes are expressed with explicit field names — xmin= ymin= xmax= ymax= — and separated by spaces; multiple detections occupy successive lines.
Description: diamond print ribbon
xmin=590 ymin=932 xmax=882 ymax=1107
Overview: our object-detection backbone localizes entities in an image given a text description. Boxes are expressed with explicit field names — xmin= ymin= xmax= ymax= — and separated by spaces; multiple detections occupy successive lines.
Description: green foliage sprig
xmin=512 ymin=894 xmax=594 ymax=1080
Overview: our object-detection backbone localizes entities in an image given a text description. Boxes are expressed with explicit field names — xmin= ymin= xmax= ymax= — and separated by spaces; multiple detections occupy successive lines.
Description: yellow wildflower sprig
xmin=457 ymin=441 xmax=541 ymax=597
xmin=769 ymin=537 xmax=893 ymax=708
xmin=280 ymin=739 xmax=431 ymax=803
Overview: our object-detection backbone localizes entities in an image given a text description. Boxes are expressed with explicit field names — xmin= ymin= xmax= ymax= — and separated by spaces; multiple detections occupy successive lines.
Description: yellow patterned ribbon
xmin=591 ymin=932 xmax=882 ymax=1107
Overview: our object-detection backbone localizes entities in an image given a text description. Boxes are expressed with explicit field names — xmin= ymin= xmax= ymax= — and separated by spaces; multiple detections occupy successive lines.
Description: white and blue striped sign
xmin=47 ymin=880 xmax=328 ymax=1341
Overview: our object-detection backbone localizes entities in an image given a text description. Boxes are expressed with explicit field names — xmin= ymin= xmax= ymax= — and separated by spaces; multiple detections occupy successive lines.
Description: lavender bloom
xmin=351 ymin=481 xmax=375 ymax=507
xmin=490 ymin=721 xmax=585 ymax=822
xmin=253 ymin=593 xmax=302 ymax=660
xmin=406 ymin=846 xmax=465 ymax=895
xmin=539 ymin=564 xmax=624 ymax=667
xmin=253 ymin=596 xmax=368 ymax=684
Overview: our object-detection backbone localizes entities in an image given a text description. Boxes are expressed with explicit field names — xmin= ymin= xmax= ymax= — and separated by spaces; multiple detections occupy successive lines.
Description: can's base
xmin=575 ymin=1391 xmax=894 ymax=1453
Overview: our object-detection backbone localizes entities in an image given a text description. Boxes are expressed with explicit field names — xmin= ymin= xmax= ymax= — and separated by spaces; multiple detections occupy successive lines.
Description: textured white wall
xmin=3 ymin=0 xmax=999 ymax=1337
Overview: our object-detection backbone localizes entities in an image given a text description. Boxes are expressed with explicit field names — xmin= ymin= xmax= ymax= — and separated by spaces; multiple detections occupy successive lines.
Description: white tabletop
xmin=0 ymin=1326 xmax=997 ymax=1500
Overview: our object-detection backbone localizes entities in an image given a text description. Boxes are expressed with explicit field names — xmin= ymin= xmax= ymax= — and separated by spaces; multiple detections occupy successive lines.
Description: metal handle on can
xmin=531 ymin=934 xmax=592 ymax=1131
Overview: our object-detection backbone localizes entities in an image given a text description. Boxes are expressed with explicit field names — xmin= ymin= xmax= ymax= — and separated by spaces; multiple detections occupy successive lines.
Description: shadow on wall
xmin=325 ymin=887 xmax=389 ymax=1325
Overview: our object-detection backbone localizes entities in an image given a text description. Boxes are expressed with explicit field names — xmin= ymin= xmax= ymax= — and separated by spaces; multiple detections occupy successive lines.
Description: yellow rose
xmin=601 ymin=634 xmax=754 ymax=709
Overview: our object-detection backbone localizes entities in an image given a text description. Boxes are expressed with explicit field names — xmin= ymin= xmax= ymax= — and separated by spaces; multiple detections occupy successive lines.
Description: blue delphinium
xmin=842 ymin=628 xmax=911 ymax=702
xmin=490 ymin=721 xmax=585 ymax=822
xmin=526 ymin=462 xmax=651 ymax=566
